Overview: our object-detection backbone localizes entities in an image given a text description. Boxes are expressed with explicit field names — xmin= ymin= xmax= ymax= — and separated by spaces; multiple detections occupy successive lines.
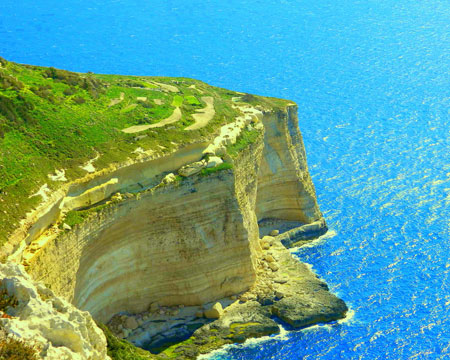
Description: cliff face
xmin=26 ymin=131 xmax=264 ymax=323
xmin=23 ymin=105 xmax=325 ymax=325
xmin=257 ymin=106 xmax=322 ymax=223
xmin=0 ymin=101 xmax=348 ymax=360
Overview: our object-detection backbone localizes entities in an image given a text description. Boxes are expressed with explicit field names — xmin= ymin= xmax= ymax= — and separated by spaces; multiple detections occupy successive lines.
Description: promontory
xmin=0 ymin=58 xmax=347 ymax=359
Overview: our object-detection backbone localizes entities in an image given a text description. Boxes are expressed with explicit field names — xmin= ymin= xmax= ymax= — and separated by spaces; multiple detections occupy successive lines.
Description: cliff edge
xmin=0 ymin=59 xmax=346 ymax=359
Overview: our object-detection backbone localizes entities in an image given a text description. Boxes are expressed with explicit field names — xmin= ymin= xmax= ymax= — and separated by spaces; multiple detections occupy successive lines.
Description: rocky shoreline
xmin=105 ymin=231 xmax=348 ymax=359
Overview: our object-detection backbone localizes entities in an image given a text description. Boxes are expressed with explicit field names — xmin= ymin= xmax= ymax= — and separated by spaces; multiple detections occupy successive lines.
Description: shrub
xmin=0 ymin=337 xmax=39 ymax=360
xmin=72 ymin=96 xmax=86 ymax=105
xmin=0 ymin=72 xmax=24 ymax=91
xmin=43 ymin=67 xmax=105 ymax=98
xmin=30 ymin=85 xmax=55 ymax=103
xmin=63 ymin=87 xmax=76 ymax=96
xmin=0 ymin=95 xmax=35 ymax=126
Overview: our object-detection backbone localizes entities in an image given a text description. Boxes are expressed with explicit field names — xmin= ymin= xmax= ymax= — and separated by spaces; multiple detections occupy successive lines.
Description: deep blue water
xmin=1 ymin=0 xmax=449 ymax=358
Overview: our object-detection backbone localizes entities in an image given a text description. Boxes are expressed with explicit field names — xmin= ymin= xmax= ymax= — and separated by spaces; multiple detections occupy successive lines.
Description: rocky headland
xmin=0 ymin=59 xmax=347 ymax=359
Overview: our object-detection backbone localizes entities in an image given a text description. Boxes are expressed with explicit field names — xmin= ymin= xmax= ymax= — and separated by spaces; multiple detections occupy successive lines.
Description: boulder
xmin=162 ymin=172 xmax=177 ymax=184
xmin=269 ymin=230 xmax=279 ymax=236
xmin=124 ymin=317 xmax=138 ymax=330
xmin=269 ymin=262 xmax=279 ymax=272
xmin=62 ymin=223 xmax=72 ymax=231
xmin=263 ymin=254 xmax=275 ymax=263
xmin=204 ymin=302 xmax=224 ymax=319
xmin=206 ymin=156 xmax=223 ymax=168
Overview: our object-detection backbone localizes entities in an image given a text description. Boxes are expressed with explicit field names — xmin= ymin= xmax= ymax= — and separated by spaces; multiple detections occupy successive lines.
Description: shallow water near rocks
xmin=1 ymin=0 xmax=449 ymax=358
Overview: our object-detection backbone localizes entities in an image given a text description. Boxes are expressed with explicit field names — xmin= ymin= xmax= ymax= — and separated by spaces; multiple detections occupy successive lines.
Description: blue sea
xmin=1 ymin=0 xmax=449 ymax=358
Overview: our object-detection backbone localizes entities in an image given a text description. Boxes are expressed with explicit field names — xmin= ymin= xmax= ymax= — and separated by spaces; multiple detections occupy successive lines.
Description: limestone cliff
xmin=1 ymin=95 xmax=346 ymax=359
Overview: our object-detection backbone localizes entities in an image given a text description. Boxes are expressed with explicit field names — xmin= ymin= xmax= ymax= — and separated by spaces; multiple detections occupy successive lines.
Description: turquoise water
xmin=1 ymin=0 xmax=449 ymax=358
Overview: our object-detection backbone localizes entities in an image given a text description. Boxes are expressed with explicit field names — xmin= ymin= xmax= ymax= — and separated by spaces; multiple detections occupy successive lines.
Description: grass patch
xmin=226 ymin=128 xmax=261 ymax=158
xmin=185 ymin=95 xmax=200 ymax=105
xmin=200 ymin=162 xmax=233 ymax=176
xmin=171 ymin=95 xmax=183 ymax=107
xmin=0 ymin=58 xmax=289 ymax=247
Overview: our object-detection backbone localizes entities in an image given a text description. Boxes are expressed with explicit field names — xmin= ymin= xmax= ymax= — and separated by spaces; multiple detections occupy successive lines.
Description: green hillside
xmin=0 ymin=57 xmax=289 ymax=246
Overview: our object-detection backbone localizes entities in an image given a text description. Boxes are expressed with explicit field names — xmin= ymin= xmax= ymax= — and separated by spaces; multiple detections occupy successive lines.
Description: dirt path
xmin=150 ymin=81 xmax=179 ymax=93
xmin=185 ymin=97 xmax=215 ymax=131
xmin=121 ymin=107 xmax=182 ymax=133
xmin=109 ymin=92 xmax=125 ymax=107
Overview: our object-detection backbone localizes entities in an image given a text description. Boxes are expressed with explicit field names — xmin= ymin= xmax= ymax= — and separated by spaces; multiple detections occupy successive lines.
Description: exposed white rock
xmin=29 ymin=184 xmax=52 ymax=202
xmin=80 ymin=155 xmax=99 ymax=173
xmin=206 ymin=156 xmax=223 ymax=168
xmin=269 ymin=229 xmax=279 ymax=236
xmin=48 ymin=169 xmax=67 ymax=182
xmin=162 ymin=173 xmax=177 ymax=184
xmin=0 ymin=262 xmax=110 ymax=360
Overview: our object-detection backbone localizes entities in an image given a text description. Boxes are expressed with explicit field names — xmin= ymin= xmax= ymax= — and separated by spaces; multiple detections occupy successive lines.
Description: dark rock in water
xmin=278 ymin=219 xmax=328 ymax=248
xmin=272 ymin=295 xmax=348 ymax=328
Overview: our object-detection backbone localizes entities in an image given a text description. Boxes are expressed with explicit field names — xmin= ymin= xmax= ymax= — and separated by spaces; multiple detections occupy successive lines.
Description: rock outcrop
xmin=0 ymin=262 xmax=110 ymax=360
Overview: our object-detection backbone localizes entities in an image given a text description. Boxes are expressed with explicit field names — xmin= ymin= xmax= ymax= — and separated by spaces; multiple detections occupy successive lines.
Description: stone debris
xmin=269 ymin=229 xmax=280 ymax=236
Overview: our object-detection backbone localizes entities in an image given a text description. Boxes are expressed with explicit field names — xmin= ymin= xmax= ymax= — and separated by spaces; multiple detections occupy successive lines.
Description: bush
xmin=0 ymin=72 xmax=24 ymax=91
xmin=0 ymin=337 xmax=39 ymax=360
xmin=43 ymin=67 xmax=105 ymax=99
xmin=0 ymin=95 xmax=35 ymax=126
xmin=72 ymin=96 xmax=86 ymax=105
xmin=63 ymin=87 xmax=76 ymax=96
xmin=30 ymin=85 xmax=55 ymax=103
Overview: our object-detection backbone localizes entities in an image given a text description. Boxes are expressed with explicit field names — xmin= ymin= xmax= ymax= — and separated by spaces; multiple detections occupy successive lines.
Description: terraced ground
xmin=0 ymin=57 xmax=289 ymax=246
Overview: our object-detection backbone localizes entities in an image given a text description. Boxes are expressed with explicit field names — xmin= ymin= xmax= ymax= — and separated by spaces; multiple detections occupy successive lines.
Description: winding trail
xmin=185 ymin=96 xmax=215 ymax=131
xmin=121 ymin=107 xmax=182 ymax=133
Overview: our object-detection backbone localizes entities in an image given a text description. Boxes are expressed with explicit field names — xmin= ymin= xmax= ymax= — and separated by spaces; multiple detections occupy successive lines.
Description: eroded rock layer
xmin=27 ymin=134 xmax=264 ymax=323
xmin=257 ymin=105 xmax=327 ymax=237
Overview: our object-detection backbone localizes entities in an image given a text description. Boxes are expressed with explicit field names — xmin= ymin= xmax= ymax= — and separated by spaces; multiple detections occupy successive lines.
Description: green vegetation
xmin=185 ymin=95 xmax=200 ymax=105
xmin=0 ymin=336 xmax=39 ymax=360
xmin=0 ymin=58 xmax=291 ymax=246
xmin=98 ymin=323 xmax=157 ymax=360
xmin=171 ymin=95 xmax=183 ymax=107
xmin=226 ymin=128 xmax=262 ymax=158
xmin=200 ymin=162 xmax=233 ymax=176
